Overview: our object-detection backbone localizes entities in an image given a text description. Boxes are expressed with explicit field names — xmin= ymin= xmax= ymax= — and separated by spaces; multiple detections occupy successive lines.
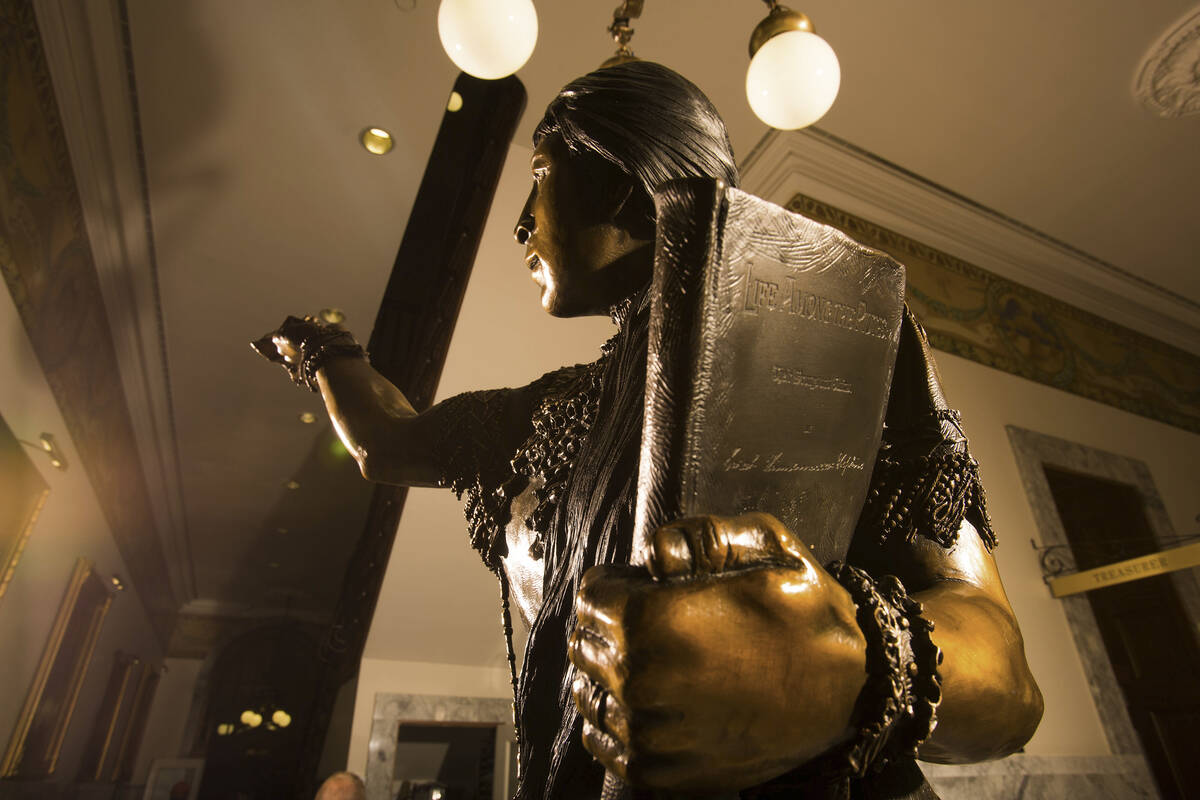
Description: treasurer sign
xmin=1048 ymin=541 xmax=1200 ymax=598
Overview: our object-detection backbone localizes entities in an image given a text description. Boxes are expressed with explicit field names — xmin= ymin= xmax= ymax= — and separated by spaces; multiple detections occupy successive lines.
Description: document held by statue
xmin=635 ymin=178 xmax=906 ymax=565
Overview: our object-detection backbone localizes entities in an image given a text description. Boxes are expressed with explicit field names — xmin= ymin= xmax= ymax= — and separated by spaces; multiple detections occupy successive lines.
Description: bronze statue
xmin=256 ymin=62 xmax=1042 ymax=799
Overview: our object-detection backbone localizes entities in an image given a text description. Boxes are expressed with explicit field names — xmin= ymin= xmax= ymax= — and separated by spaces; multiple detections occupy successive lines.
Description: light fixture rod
xmin=607 ymin=0 xmax=644 ymax=57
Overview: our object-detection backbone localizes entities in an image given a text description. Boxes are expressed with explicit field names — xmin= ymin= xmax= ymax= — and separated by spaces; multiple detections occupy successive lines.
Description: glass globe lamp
xmin=438 ymin=0 xmax=538 ymax=80
xmin=746 ymin=6 xmax=840 ymax=130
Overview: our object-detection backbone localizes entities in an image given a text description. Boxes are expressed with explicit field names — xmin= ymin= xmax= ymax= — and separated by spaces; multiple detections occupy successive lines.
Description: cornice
xmin=33 ymin=0 xmax=195 ymax=603
xmin=739 ymin=128 xmax=1200 ymax=356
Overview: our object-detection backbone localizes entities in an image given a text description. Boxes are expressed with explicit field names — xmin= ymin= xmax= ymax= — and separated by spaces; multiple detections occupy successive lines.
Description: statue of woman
xmin=257 ymin=62 xmax=1042 ymax=799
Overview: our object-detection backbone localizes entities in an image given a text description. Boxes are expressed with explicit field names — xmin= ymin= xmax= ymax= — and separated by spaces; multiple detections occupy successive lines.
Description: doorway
xmin=1044 ymin=466 xmax=1200 ymax=800
xmin=393 ymin=722 xmax=497 ymax=799
xmin=196 ymin=625 xmax=321 ymax=800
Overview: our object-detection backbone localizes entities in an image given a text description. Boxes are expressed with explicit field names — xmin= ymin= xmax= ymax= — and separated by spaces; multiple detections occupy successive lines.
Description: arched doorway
xmin=197 ymin=624 xmax=321 ymax=799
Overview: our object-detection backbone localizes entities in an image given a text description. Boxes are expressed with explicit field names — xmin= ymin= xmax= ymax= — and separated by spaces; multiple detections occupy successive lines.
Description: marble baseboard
xmin=923 ymin=755 xmax=1158 ymax=800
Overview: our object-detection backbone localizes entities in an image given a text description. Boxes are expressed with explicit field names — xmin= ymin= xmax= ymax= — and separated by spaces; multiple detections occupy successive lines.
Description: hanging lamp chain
xmin=608 ymin=0 xmax=644 ymax=57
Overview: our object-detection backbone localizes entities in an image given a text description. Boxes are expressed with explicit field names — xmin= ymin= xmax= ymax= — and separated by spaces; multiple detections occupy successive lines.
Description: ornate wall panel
xmin=0 ymin=0 xmax=174 ymax=642
xmin=788 ymin=193 xmax=1200 ymax=434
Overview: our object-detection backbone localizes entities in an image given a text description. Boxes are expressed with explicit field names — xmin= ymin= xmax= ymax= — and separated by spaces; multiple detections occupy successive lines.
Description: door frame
xmin=1007 ymin=426 xmax=1200 ymax=764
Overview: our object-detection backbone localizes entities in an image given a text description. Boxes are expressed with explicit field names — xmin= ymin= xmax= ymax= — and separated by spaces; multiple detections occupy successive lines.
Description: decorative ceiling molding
xmin=739 ymin=128 xmax=1200 ymax=356
xmin=1 ymin=0 xmax=175 ymax=644
xmin=32 ymin=0 xmax=195 ymax=604
xmin=788 ymin=191 xmax=1200 ymax=434
xmin=1134 ymin=5 xmax=1200 ymax=119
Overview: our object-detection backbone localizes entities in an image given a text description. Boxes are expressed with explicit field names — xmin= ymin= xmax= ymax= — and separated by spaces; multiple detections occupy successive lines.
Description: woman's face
xmin=513 ymin=133 xmax=651 ymax=317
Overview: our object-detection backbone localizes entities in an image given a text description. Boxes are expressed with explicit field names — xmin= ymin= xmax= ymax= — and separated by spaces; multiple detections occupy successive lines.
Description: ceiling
xmin=39 ymin=0 xmax=1200 ymax=657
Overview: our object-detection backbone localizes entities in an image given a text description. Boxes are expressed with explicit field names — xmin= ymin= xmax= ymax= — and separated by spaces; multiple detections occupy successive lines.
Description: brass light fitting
xmin=600 ymin=0 xmax=645 ymax=68
xmin=40 ymin=434 xmax=67 ymax=471
xmin=319 ymin=307 xmax=346 ymax=325
xmin=749 ymin=1 xmax=815 ymax=58
xmin=18 ymin=432 xmax=68 ymax=471
xmin=360 ymin=127 xmax=394 ymax=155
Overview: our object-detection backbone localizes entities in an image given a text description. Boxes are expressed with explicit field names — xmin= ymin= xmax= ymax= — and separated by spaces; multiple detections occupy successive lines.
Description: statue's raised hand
xmin=569 ymin=512 xmax=868 ymax=791
xmin=251 ymin=315 xmax=364 ymax=391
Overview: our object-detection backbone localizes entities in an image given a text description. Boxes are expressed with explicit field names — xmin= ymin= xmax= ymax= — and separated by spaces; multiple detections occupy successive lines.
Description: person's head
xmin=314 ymin=771 xmax=365 ymax=800
xmin=513 ymin=61 xmax=738 ymax=317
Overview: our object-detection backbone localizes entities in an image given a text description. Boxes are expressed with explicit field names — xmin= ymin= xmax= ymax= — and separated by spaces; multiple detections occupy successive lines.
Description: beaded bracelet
xmin=288 ymin=319 xmax=366 ymax=392
xmin=877 ymin=572 xmax=943 ymax=762
xmin=827 ymin=562 xmax=943 ymax=776
xmin=298 ymin=338 xmax=366 ymax=391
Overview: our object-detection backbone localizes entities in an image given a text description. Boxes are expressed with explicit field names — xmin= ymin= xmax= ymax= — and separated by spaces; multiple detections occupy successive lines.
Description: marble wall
xmin=367 ymin=692 xmax=514 ymax=800
xmin=924 ymin=754 xmax=1156 ymax=799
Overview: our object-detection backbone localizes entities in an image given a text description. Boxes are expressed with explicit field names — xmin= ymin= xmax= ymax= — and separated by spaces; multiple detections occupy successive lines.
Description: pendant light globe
xmin=746 ymin=25 xmax=840 ymax=129
xmin=438 ymin=0 xmax=538 ymax=80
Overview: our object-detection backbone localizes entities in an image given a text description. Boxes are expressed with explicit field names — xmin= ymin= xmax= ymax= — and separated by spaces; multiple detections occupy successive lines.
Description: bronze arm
xmin=317 ymin=355 xmax=541 ymax=492
xmin=571 ymin=514 xmax=1043 ymax=790
xmin=315 ymin=355 xmax=441 ymax=487
xmin=848 ymin=520 xmax=1044 ymax=763
xmin=255 ymin=317 xmax=535 ymax=490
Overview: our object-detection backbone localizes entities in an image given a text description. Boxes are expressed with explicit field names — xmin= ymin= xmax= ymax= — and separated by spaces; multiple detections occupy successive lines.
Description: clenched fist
xmin=569 ymin=512 xmax=868 ymax=791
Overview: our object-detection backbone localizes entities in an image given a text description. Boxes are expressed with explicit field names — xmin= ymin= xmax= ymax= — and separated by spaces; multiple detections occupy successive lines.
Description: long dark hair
xmin=516 ymin=62 xmax=739 ymax=798
xmin=535 ymin=61 xmax=738 ymax=198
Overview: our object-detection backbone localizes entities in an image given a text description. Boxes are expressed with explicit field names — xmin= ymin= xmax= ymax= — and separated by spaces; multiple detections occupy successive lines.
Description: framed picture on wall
xmin=0 ymin=558 xmax=114 ymax=777
xmin=0 ymin=414 xmax=50 ymax=603
xmin=114 ymin=660 xmax=162 ymax=782
xmin=76 ymin=652 xmax=161 ymax=783
xmin=76 ymin=652 xmax=142 ymax=782
xmin=143 ymin=758 xmax=205 ymax=800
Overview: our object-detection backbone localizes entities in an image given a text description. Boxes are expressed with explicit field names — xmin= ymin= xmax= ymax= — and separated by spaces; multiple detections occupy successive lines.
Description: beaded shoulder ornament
xmin=508 ymin=334 xmax=617 ymax=557
xmin=439 ymin=300 xmax=630 ymax=568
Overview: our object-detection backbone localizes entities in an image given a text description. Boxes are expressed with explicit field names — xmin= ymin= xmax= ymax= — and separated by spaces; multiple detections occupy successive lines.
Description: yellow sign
xmin=1048 ymin=540 xmax=1200 ymax=598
